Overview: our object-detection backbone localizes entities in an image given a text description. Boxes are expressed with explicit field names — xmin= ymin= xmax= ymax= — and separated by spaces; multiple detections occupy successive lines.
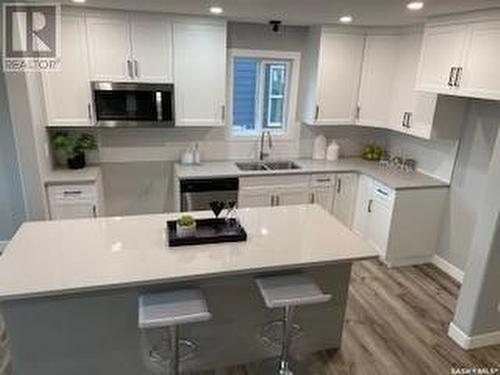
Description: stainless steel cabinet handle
xmin=310 ymin=193 xmax=315 ymax=204
xmin=368 ymin=199 xmax=373 ymax=213
xmin=356 ymin=105 xmax=361 ymax=120
xmin=406 ymin=112 xmax=412 ymax=129
xmin=377 ymin=188 xmax=388 ymax=196
xmin=315 ymin=105 xmax=320 ymax=121
xmin=127 ymin=60 xmax=133 ymax=79
xmin=134 ymin=59 xmax=139 ymax=78
xmin=402 ymin=113 xmax=407 ymax=128
xmin=276 ymin=195 xmax=280 ymax=206
xmin=63 ymin=190 xmax=82 ymax=195
xmin=92 ymin=205 xmax=97 ymax=218
xmin=454 ymin=67 xmax=463 ymax=87
xmin=448 ymin=67 xmax=457 ymax=87
xmin=316 ymin=178 xmax=331 ymax=183
xmin=337 ymin=178 xmax=342 ymax=194
xmin=270 ymin=195 xmax=275 ymax=206
xmin=87 ymin=103 xmax=92 ymax=121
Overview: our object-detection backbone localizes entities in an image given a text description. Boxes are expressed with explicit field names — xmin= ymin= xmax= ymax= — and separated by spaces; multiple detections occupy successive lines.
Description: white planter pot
xmin=176 ymin=222 xmax=197 ymax=238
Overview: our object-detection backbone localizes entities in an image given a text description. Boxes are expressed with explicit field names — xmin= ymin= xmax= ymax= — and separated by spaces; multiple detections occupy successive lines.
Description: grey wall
xmin=437 ymin=101 xmax=499 ymax=271
xmin=453 ymin=105 xmax=500 ymax=337
xmin=0 ymin=72 xmax=25 ymax=242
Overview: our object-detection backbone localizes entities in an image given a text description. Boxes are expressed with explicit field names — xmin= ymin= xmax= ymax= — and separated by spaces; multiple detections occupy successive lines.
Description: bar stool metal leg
xmin=278 ymin=306 xmax=294 ymax=375
xmin=169 ymin=326 xmax=180 ymax=375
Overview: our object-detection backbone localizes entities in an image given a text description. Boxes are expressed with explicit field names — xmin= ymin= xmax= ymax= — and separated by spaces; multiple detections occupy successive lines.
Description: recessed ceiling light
xmin=209 ymin=6 xmax=224 ymax=15
xmin=71 ymin=0 xmax=86 ymax=3
xmin=407 ymin=1 xmax=424 ymax=11
xmin=339 ymin=15 xmax=353 ymax=24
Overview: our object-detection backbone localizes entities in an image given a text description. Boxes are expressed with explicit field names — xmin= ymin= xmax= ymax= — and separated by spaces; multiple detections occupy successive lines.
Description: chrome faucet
xmin=259 ymin=131 xmax=273 ymax=161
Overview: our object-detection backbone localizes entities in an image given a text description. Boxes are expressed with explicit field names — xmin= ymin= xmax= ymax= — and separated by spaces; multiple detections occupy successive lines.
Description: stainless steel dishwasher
xmin=180 ymin=178 xmax=239 ymax=212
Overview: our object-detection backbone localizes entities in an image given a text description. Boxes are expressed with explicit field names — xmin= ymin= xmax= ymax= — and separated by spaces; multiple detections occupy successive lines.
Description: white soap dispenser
xmin=312 ymin=135 xmax=327 ymax=160
xmin=326 ymin=140 xmax=340 ymax=161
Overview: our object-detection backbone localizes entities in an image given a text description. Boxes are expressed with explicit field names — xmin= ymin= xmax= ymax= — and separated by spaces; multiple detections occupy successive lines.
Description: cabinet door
xmin=416 ymin=24 xmax=468 ymax=93
xmin=86 ymin=12 xmax=132 ymax=81
xmin=460 ymin=21 xmax=500 ymax=100
xmin=238 ymin=188 xmax=273 ymax=208
xmin=366 ymin=199 xmax=392 ymax=256
xmin=50 ymin=199 xmax=97 ymax=220
xmin=352 ymin=175 xmax=373 ymax=236
xmin=357 ymin=35 xmax=399 ymax=128
xmin=315 ymin=31 xmax=364 ymax=125
xmin=173 ymin=22 xmax=226 ymax=127
xmin=42 ymin=14 xmax=93 ymax=127
xmin=130 ymin=14 xmax=172 ymax=83
xmin=311 ymin=187 xmax=334 ymax=213
xmin=332 ymin=173 xmax=359 ymax=228
xmin=389 ymin=32 xmax=437 ymax=139
xmin=276 ymin=185 xmax=310 ymax=207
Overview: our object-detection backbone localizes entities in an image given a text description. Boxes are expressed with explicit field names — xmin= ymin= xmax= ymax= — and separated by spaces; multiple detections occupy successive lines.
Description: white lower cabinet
xmin=238 ymin=175 xmax=310 ymax=208
xmin=47 ymin=182 xmax=103 ymax=220
xmin=309 ymin=174 xmax=336 ymax=213
xmin=332 ymin=173 xmax=358 ymax=228
xmin=353 ymin=176 xmax=448 ymax=266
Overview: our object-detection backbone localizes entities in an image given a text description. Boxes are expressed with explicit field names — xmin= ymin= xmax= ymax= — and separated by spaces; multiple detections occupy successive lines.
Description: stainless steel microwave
xmin=92 ymin=82 xmax=175 ymax=128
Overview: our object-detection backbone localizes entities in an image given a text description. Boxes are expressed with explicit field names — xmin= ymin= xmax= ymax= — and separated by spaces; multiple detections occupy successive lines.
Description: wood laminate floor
xmin=1 ymin=260 xmax=499 ymax=375
xmin=210 ymin=260 xmax=500 ymax=375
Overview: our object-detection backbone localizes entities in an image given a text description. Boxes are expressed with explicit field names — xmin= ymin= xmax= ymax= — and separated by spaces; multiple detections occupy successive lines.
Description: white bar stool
xmin=256 ymin=273 xmax=331 ymax=375
xmin=138 ymin=289 xmax=211 ymax=375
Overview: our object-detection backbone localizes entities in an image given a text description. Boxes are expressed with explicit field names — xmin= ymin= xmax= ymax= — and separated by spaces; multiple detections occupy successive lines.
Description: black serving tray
xmin=167 ymin=218 xmax=247 ymax=247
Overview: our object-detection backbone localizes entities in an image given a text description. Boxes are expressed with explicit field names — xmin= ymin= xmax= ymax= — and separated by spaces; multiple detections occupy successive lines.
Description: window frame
xmin=227 ymin=49 xmax=301 ymax=141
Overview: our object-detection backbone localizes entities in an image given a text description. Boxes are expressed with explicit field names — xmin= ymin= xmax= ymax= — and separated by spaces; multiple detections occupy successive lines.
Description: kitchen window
xmin=229 ymin=50 xmax=300 ymax=138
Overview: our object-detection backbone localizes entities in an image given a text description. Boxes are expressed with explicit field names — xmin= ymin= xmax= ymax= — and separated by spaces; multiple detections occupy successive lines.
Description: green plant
xmin=51 ymin=132 xmax=97 ymax=158
xmin=177 ymin=215 xmax=195 ymax=227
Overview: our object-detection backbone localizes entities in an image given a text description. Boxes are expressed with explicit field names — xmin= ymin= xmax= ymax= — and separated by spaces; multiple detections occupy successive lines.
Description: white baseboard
xmin=432 ymin=255 xmax=464 ymax=284
xmin=385 ymin=256 xmax=433 ymax=268
xmin=0 ymin=241 xmax=8 ymax=254
xmin=449 ymin=322 xmax=500 ymax=349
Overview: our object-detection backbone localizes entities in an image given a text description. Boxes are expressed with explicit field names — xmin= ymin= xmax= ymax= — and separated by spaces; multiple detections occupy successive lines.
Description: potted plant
xmin=51 ymin=132 xmax=97 ymax=169
xmin=176 ymin=215 xmax=197 ymax=238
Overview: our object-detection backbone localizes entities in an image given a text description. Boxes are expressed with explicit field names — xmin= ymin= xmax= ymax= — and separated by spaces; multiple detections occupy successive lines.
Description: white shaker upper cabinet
xmin=302 ymin=28 xmax=365 ymax=126
xmin=130 ymin=14 xmax=173 ymax=83
xmin=86 ymin=12 xmax=132 ymax=81
xmin=459 ymin=21 xmax=500 ymax=101
xmin=42 ymin=12 xmax=93 ymax=127
xmin=416 ymin=24 xmax=468 ymax=94
xmin=357 ymin=35 xmax=399 ymax=128
xmin=173 ymin=21 xmax=227 ymax=127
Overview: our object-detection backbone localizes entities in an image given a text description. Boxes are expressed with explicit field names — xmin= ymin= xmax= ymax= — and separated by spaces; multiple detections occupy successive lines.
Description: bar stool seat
xmin=139 ymin=289 xmax=211 ymax=375
xmin=256 ymin=274 xmax=332 ymax=309
xmin=139 ymin=289 xmax=211 ymax=329
xmin=256 ymin=273 xmax=331 ymax=375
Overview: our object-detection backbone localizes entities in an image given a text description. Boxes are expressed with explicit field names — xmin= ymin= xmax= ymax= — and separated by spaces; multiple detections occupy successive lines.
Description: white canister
xmin=326 ymin=140 xmax=340 ymax=161
xmin=312 ymin=135 xmax=327 ymax=160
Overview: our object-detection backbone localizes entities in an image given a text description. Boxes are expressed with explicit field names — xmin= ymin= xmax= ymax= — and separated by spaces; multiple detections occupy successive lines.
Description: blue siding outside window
xmin=233 ymin=58 xmax=258 ymax=131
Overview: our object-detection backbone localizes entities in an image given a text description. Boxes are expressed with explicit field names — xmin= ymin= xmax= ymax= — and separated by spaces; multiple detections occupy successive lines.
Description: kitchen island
xmin=0 ymin=205 xmax=377 ymax=374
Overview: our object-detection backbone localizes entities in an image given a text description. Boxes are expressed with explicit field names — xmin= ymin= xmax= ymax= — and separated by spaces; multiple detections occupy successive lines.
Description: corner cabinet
xmin=42 ymin=12 xmax=94 ymax=127
xmin=353 ymin=175 xmax=448 ymax=267
xmin=332 ymin=173 xmax=358 ymax=228
xmin=173 ymin=21 xmax=227 ymax=127
xmin=416 ymin=20 xmax=500 ymax=101
xmin=302 ymin=27 xmax=365 ymax=126
xmin=86 ymin=11 xmax=172 ymax=82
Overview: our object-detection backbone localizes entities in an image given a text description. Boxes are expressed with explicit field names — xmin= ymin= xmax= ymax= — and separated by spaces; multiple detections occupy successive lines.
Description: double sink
xmin=235 ymin=160 xmax=301 ymax=172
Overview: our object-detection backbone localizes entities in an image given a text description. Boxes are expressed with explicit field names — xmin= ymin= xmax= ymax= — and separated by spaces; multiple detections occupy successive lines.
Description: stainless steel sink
xmin=235 ymin=162 xmax=270 ymax=171
xmin=265 ymin=161 xmax=301 ymax=170
xmin=235 ymin=161 xmax=301 ymax=172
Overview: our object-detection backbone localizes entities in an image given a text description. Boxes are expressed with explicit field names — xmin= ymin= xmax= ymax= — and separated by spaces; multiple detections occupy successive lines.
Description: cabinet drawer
xmin=310 ymin=173 xmax=335 ymax=188
xmin=240 ymin=175 xmax=309 ymax=189
xmin=47 ymin=184 xmax=97 ymax=200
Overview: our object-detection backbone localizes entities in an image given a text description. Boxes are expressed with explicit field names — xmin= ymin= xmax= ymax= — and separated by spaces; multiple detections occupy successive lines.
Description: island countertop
xmin=0 ymin=205 xmax=377 ymax=301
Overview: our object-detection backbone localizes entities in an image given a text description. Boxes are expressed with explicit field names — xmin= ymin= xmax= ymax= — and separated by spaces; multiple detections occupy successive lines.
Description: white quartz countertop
xmin=175 ymin=158 xmax=448 ymax=190
xmin=0 ymin=205 xmax=377 ymax=301
xmin=45 ymin=166 xmax=101 ymax=185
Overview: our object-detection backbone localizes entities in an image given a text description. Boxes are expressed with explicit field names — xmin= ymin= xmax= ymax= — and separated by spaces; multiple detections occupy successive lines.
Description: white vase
xmin=176 ymin=222 xmax=197 ymax=238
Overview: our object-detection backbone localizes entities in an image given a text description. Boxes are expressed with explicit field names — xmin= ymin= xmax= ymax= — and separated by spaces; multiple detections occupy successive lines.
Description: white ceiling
xmin=62 ymin=0 xmax=500 ymax=26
